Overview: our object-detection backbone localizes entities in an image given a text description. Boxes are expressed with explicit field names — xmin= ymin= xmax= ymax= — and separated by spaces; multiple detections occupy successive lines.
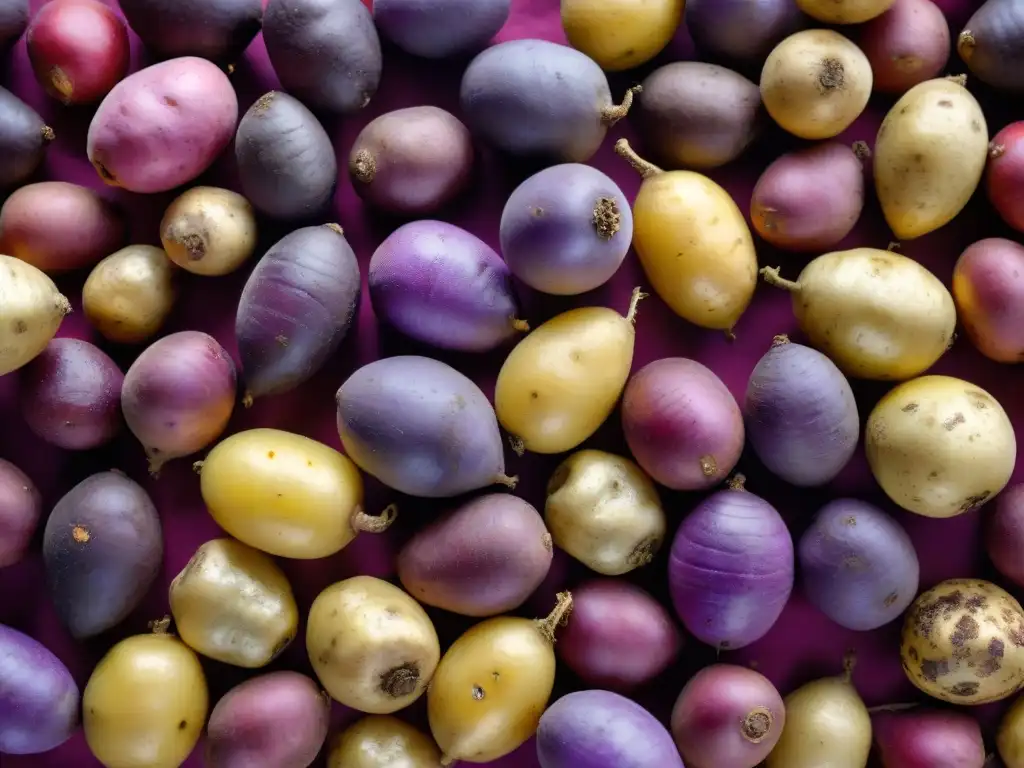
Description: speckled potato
xmin=760 ymin=29 xmax=873 ymax=140
xmin=865 ymin=376 xmax=1016 ymax=518
xmin=874 ymin=76 xmax=988 ymax=240
xmin=901 ymin=579 xmax=1024 ymax=705
xmin=797 ymin=0 xmax=894 ymax=23
xmin=82 ymin=245 xmax=177 ymax=344
xmin=328 ymin=715 xmax=442 ymax=768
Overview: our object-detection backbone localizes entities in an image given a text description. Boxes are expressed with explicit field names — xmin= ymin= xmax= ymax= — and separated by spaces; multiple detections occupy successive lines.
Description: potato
xmin=306 ymin=576 xmax=440 ymax=714
xmin=0 ymin=85 xmax=54 ymax=190
xmin=83 ymin=625 xmax=209 ymax=768
xmin=796 ymin=0 xmax=894 ymax=23
xmin=118 ymin=0 xmax=262 ymax=62
xmin=0 ymin=459 xmax=40 ymax=568
xmin=160 ymin=187 xmax=257 ymax=276
xmin=0 ymin=254 xmax=71 ymax=376
xmin=545 ymin=450 xmax=666 ymax=576
xmin=859 ymin=0 xmax=951 ymax=94
xmin=760 ymin=29 xmax=873 ymax=140
xmin=82 ymin=244 xmax=177 ymax=344
xmin=199 ymin=428 xmax=396 ymax=560
xmin=760 ymin=248 xmax=956 ymax=380
xmin=999 ymin=694 xmax=1024 ymax=768
xmin=373 ymin=0 xmax=510 ymax=59
xmin=865 ymin=375 xmax=1016 ymax=518
xmin=169 ymin=538 xmax=299 ymax=668
xmin=901 ymin=578 xmax=1024 ymax=704
xmin=875 ymin=76 xmax=988 ymax=239
xmin=328 ymin=715 xmax=442 ymax=768
xmin=561 ymin=0 xmax=684 ymax=71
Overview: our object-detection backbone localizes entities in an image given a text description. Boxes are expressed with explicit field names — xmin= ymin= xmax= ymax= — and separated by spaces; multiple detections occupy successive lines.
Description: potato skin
xmin=999 ymin=693 xmax=1024 ymax=768
xmin=988 ymin=121 xmax=1024 ymax=233
xmin=859 ymin=0 xmax=950 ymax=94
xmin=118 ymin=0 xmax=263 ymax=62
xmin=373 ymin=0 xmax=510 ymax=59
xmin=206 ymin=671 xmax=330 ymax=768
xmin=562 ymin=0 xmax=684 ymax=71
xmin=901 ymin=579 xmax=1024 ymax=704
xmin=0 ymin=254 xmax=72 ymax=376
xmin=0 ymin=0 xmax=27 ymax=51
xmin=958 ymin=0 xmax=1024 ymax=93
xmin=0 ymin=181 xmax=124 ymax=273
xmin=865 ymin=375 xmax=1016 ymax=518
xmin=637 ymin=62 xmax=761 ymax=169
xmin=0 ymin=85 xmax=53 ymax=189
xmin=160 ymin=186 xmax=257 ymax=276
xmin=874 ymin=77 xmax=988 ymax=240
xmin=0 ymin=459 xmax=40 ymax=568
xmin=328 ymin=715 xmax=442 ymax=768
xmin=797 ymin=0 xmax=895 ymax=23
xmin=760 ymin=29 xmax=873 ymax=140
xmin=263 ymin=0 xmax=382 ymax=114
xmin=685 ymin=0 xmax=806 ymax=68
xmin=82 ymin=244 xmax=177 ymax=344
xmin=953 ymin=238 xmax=1024 ymax=362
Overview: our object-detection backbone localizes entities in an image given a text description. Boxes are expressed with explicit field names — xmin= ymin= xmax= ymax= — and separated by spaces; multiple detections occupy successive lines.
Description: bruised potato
xmin=160 ymin=187 xmax=257 ymax=276
xmin=82 ymin=245 xmax=176 ymax=344
xmin=545 ymin=450 xmax=666 ymax=576
xmin=169 ymin=538 xmax=298 ymax=668
xmin=901 ymin=579 xmax=1024 ymax=704
xmin=865 ymin=376 xmax=1016 ymax=518
xmin=761 ymin=29 xmax=873 ymax=140
xmin=328 ymin=715 xmax=442 ymax=768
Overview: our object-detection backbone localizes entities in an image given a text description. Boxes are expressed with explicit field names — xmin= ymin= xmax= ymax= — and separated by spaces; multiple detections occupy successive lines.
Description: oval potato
xmin=82 ymin=245 xmax=177 ymax=344
xmin=0 ymin=254 xmax=71 ymax=375
xmin=796 ymin=0 xmax=894 ymax=24
xmin=866 ymin=376 xmax=1016 ymax=518
xmin=874 ymin=76 xmax=988 ymax=240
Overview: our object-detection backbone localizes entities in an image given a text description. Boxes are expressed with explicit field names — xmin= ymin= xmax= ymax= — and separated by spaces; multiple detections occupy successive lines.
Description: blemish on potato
xmin=949 ymin=615 xmax=980 ymax=649
xmin=883 ymin=591 xmax=899 ymax=608
xmin=71 ymin=525 xmax=90 ymax=543
xmin=817 ymin=57 xmax=844 ymax=92
xmin=948 ymin=681 xmax=980 ymax=697
xmin=379 ymin=662 xmax=420 ymax=698
xmin=901 ymin=402 xmax=918 ymax=412
xmin=920 ymin=658 xmax=948 ymax=681
xmin=943 ymin=412 xmax=966 ymax=430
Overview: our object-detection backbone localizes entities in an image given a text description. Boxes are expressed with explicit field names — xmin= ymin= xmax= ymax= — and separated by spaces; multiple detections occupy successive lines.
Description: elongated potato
xmin=875 ymin=76 xmax=988 ymax=240
xmin=0 ymin=254 xmax=71 ymax=375
xmin=761 ymin=248 xmax=956 ymax=380
xmin=866 ymin=376 xmax=1015 ymax=518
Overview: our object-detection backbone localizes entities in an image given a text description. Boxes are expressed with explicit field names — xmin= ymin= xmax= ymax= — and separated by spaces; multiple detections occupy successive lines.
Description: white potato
xmin=0 ymin=254 xmax=71 ymax=375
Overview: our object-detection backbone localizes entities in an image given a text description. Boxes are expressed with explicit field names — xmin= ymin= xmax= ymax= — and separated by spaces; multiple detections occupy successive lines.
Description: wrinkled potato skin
xmin=797 ymin=0 xmax=895 ymax=23
xmin=328 ymin=715 xmax=443 ymax=768
xmin=160 ymin=187 xmax=258 ymax=276
xmin=82 ymin=245 xmax=176 ymax=344
xmin=866 ymin=376 xmax=1016 ymax=518
xmin=901 ymin=579 xmax=1024 ymax=705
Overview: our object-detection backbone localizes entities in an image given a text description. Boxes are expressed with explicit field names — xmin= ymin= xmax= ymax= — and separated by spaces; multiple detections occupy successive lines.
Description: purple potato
xmin=335 ymin=355 xmax=514 ymax=498
xmin=373 ymin=0 xmax=510 ymax=58
xmin=397 ymin=493 xmax=552 ymax=616
xmin=459 ymin=38 xmax=637 ymax=163
xmin=0 ymin=459 xmax=40 ymax=568
xmin=686 ymin=0 xmax=805 ymax=68
xmin=121 ymin=331 xmax=237 ymax=473
xmin=237 ymin=224 xmax=360 ymax=403
xmin=669 ymin=479 xmax=794 ymax=650
xmin=117 ymin=0 xmax=262 ymax=62
xmin=986 ymin=484 xmax=1024 ymax=587
xmin=744 ymin=336 xmax=859 ymax=487
xmin=536 ymin=690 xmax=684 ymax=768
xmin=0 ymin=86 xmax=54 ymax=189
xmin=235 ymin=91 xmax=337 ymax=221
xmin=263 ymin=0 xmax=381 ymax=114
xmin=799 ymin=498 xmax=919 ymax=631
xmin=43 ymin=471 xmax=163 ymax=639
xmin=368 ymin=220 xmax=524 ymax=352
xmin=0 ymin=623 xmax=78 ymax=755
xmin=348 ymin=106 xmax=474 ymax=215
xmin=959 ymin=0 xmax=1024 ymax=92
xmin=0 ymin=0 xmax=27 ymax=50
xmin=499 ymin=163 xmax=632 ymax=295
xmin=19 ymin=337 xmax=123 ymax=450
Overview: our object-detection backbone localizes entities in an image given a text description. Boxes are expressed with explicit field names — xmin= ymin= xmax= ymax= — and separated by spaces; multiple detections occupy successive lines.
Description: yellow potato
xmin=865 ymin=376 xmax=1015 ymax=518
xmin=615 ymin=139 xmax=756 ymax=332
xmin=329 ymin=715 xmax=443 ymax=768
xmin=544 ymin=449 xmax=666 ymax=575
xmin=561 ymin=0 xmax=684 ymax=71
xmin=901 ymin=579 xmax=1024 ymax=704
xmin=160 ymin=187 xmax=258 ymax=276
xmin=307 ymin=576 xmax=440 ymax=715
xmin=999 ymin=695 xmax=1024 ymax=768
xmin=494 ymin=287 xmax=642 ymax=454
xmin=874 ymin=76 xmax=988 ymax=240
xmin=82 ymin=245 xmax=177 ymax=344
xmin=169 ymin=538 xmax=298 ymax=668
xmin=796 ymin=0 xmax=894 ymax=23
xmin=198 ymin=428 xmax=396 ymax=559
xmin=760 ymin=29 xmax=873 ymax=140
xmin=428 ymin=593 xmax=572 ymax=765
xmin=760 ymin=248 xmax=956 ymax=380
xmin=0 ymin=254 xmax=71 ymax=375
xmin=83 ymin=624 xmax=209 ymax=768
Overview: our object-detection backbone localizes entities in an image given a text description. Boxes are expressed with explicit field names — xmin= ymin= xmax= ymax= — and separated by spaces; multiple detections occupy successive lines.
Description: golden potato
xmin=796 ymin=0 xmax=894 ymax=24
xmin=328 ymin=715 xmax=442 ymax=768
xmin=901 ymin=579 xmax=1024 ymax=705
xmin=865 ymin=376 xmax=1015 ymax=518
xmin=82 ymin=245 xmax=177 ymax=344
xmin=760 ymin=248 xmax=956 ymax=381
xmin=760 ymin=29 xmax=873 ymax=140
xmin=0 ymin=254 xmax=71 ymax=375
xmin=874 ymin=76 xmax=988 ymax=240
xmin=999 ymin=694 xmax=1024 ymax=768
xmin=561 ymin=0 xmax=684 ymax=71
xmin=160 ymin=187 xmax=258 ymax=276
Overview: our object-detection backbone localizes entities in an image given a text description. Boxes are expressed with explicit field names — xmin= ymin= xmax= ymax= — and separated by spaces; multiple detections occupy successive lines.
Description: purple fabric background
xmin=1 ymin=0 xmax=1019 ymax=765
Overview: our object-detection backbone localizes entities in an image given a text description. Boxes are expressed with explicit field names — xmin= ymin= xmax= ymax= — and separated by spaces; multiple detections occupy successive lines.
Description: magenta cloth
xmin=0 ymin=0 xmax=1016 ymax=766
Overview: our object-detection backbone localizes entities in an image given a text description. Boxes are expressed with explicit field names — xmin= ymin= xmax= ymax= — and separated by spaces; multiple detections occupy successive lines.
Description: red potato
xmin=988 ymin=122 xmax=1024 ymax=232
xmin=0 ymin=181 xmax=124 ymax=273
xmin=952 ymin=238 xmax=1024 ymax=362
xmin=859 ymin=0 xmax=950 ymax=94
xmin=0 ymin=459 xmax=40 ymax=568
xmin=26 ymin=0 xmax=129 ymax=105
xmin=875 ymin=708 xmax=985 ymax=768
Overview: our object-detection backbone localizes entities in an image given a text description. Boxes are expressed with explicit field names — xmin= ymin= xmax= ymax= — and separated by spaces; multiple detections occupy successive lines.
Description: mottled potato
xmin=82 ymin=245 xmax=177 ymax=344
xmin=901 ymin=579 xmax=1024 ymax=704
xmin=866 ymin=376 xmax=1016 ymax=518
xmin=328 ymin=715 xmax=442 ymax=768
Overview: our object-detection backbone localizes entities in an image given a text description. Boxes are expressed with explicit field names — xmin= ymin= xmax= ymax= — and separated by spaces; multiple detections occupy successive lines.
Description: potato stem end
xmin=851 ymin=140 xmax=871 ymax=161
xmin=242 ymin=392 xmax=254 ymax=408
xmin=614 ymin=139 xmax=661 ymax=179
xmin=536 ymin=591 xmax=574 ymax=643
xmin=350 ymin=150 xmax=376 ymax=184
xmin=508 ymin=435 xmax=526 ymax=456
xmin=625 ymin=286 xmax=647 ymax=325
xmin=41 ymin=124 xmax=55 ymax=142
xmin=192 ymin=460 xmax=204 ymax=474
xmin=727 ymin=474 xmax=747 ymax=491
xmin=494 ymin=473 xmax=519 ymax=489
xmin=759 ymin=266 xmax=800 ymax=292
xmin=771 ymin=334 xmax=790 ymax=347
xmin=56 ymin=294 xmax=72 ymax=317
xmin=600 ymin=85 xmax=642 ymax=125
xmin=148 ymin=616 xmax=172 ymax=635
xmin=945 ymin=73 xmax=968 ymax=87
xmin=957 ymin=30 xmax=976 ymax=60
xmin=510 ymin=317 xmax=530 ymax=333
xmin=352 ymin=504 xmax=398 ymax=534
xmin=842 ymin=650 xmax=857 ymax=682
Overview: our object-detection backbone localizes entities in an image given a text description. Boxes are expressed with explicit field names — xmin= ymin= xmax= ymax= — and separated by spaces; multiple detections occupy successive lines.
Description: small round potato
xmin=160 ymin=187 xmax=258 ymax=276
xmin=866 ymin=376 xmax=1016 ymax=518
xmin=82 ymin=245 xmax=177 ymax=344
xmin=328 ymin=715 xmax=442 ymax=767
xmin=796 ymin=0 xmax=894 ymax=24
xmin=760 ymin=29 xmax=873 ymax=140
xmin=169 ymin=538 xmax=299 ymax=668
xmin=545 ymin=449 xmax=666 ymax=576
xmin=307 ymin=576 xmax=440 ymax=715
xmin=901 ymin=579 xmax=1024 ymax=705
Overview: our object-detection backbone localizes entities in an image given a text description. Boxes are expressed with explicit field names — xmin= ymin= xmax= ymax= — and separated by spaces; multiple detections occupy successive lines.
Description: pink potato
xmin=0 ymin=459 xmax=40 ymax=568
xmin=987 ymin=121 xmax=1024 ymax=233
xmin=952 ymin=238 xmax=1024 ymax=362
xmin=859 ymin=0 xmax=950 ymax=94
xmin=86 ymin=57 xmax=238 ymax=193
xmin=875 ymin=708 xmax=985 ymax=768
